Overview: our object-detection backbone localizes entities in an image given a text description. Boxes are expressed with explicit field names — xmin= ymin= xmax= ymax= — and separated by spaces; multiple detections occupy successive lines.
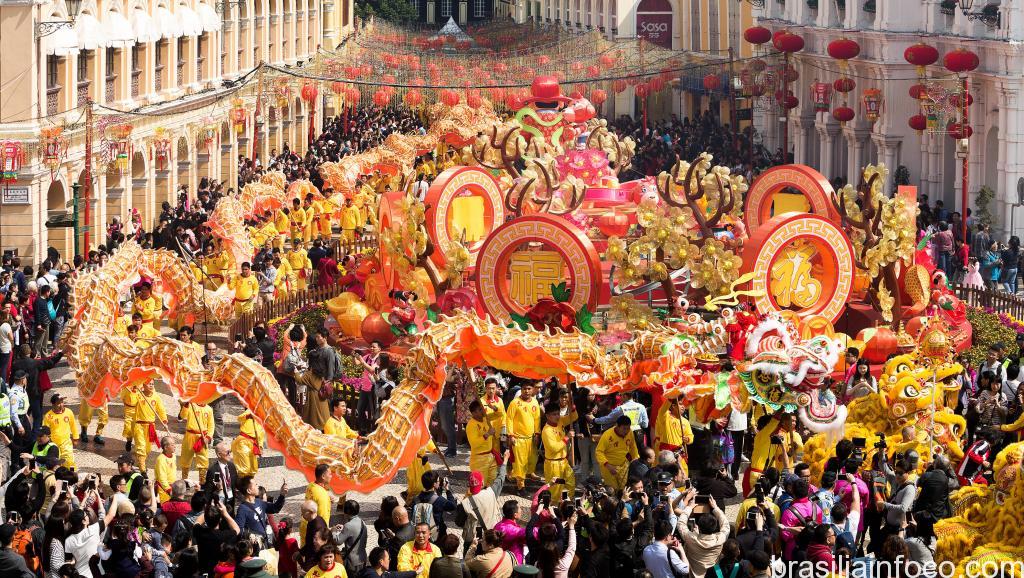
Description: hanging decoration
xmin=0 ymin=141 xmax=26 ymax=185
xmin=832 ymin=106 xmax=855 ymax=125
xmin=826 ymin=38 xmax=860 ymax=73
xmin=106 ymin=123 xmax=134 ymax=175
xmin=152 ymin=127 xmax=172 ymax=171
xmin=811 ymin=80 xmax=832 ymax=112
xmin=231 ymin=98 xmax=248 ymax=135
xmin=908 ymin=114 xmax=927 ymax=134
xmin=743 ymin=26 xmax=773 ymax=45
xmin=197 ymin=116 xmax=218 ymax=154
xmin=275 ymin=78 xmax=293 ymax=107
xmin=862 ymin=88 xmax=883 ymax=122
xmin=904 ymin=43 xmax=939 ymax=77
xmin=39 ymin=125 xmax=68 ymax=177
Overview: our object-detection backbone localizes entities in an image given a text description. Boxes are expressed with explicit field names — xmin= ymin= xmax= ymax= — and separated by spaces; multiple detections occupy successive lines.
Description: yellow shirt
xmin=466 ymin=418 xmax=492 ymax=455
xmin=750 ymin=418 xmax=803 ymax=472
xmin=541 ymin=412 xmax=578 ymax=460
xmin=324 ymin=416 xmax=358 ymax=439
xmin=179 ymin=403 xmax=214 ymax=437
xmin=506 ymin=397 xmax=541 ymax=438
xmin=305 ymin=563 xmax=348 ymax=578
xmin=132 ymin=296 xmax=163 ymax=325
xmin=275 ymin=259 xmax=293 ymax=289
xmin=290 ymin=206 xmax=308 ymax=230
xmin=259 ymin=221 xmax=278 ymax=244
xmin=274 ymin=210 xmax=291 ymax=234
xmin=302 ymin=482 xmax=333 ymax=544
xmin=238 ymin=411 xmax=265 ymax=445
xmin=206 ymin=253 xmax=229 ymax=281
xmin=121 ymin=387 xmax=138 ymax=414
xmin=42 ymin=409 xmax=78 ymax=446
xmin=397 ymin=542 xmax=441 ymax=578
xmin=596 ymin=427 xmax=638 ymax=467
xmin=134 ymin=392 xmax=167 ymax=424
xmin=482 ymin=395 xmax=506 ymax=436
xmin=230 ymin=275 xmax=260 ymax=301
xmin=653 ymin=404 xmax=693 ymax=450
xmin=287 ymin=249 xmax=311 ymax=272
xmin=154 ymin=452 xmax=176 ymax=499
xmin=316 ymin=199 xmax=335 ymax=221
xmin=735 ymin=497 xmax=782 ymax=529
xmin=340 ymin=206 xmax=361 ymax=230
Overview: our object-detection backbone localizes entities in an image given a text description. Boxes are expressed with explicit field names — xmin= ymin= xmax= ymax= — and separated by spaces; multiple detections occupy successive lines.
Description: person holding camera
xmin=465 ymin=528 xmax=515 ymax=578
xmin=735 ymin=502 xmax=778 ymax=559
xmin=876 ymin=459 xmax=917 ymax=547
xmin=413 ymin=471 xmax=457 ymax=542
xmin=641 ymin=518 xmax=689 ymax=578
xmin=332 ymin=499 xmax=368 ymax=576
xmin=235 ymin=476 xmax=287 ymax=551
xmin=744 ymin=412 xmax=800 ymax=495
xmin=676 ymin=491 xmax=729 ymax=578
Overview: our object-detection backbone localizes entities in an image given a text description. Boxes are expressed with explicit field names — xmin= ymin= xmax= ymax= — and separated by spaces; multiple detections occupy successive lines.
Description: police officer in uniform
xmin=8 ymin=370 xmax=31 ymax=450
xmin=28 ymin=425 xmax=60 ymax=470
xmin=116 ymin=454 xmax=147 ymax=500
xmin=0 ymin=385 xmax=24 ymax=475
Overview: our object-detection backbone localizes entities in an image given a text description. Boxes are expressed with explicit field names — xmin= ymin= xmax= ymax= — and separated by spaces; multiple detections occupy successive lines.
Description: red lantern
xmin=538 ymin=55 xmax=550 ymax=66
xmin=570 ymin=84 xmax=589 ymax=97
xmin=832 ymin=106 xmax=855 ymax=123
xmin=908 ymin=114 xmax=927 ymax=133
xmin=599 ymin=53 xmax=616 ymax=68
xmin=749 ymin=59 xmax=767 ymax=73
xmin=702 ymin=74 xmax=721 ymax=91
xmin=373 ymin=89 xmax=392 ymax=107
xmin=345 ymin=87 xmax=361 ymax=107
xmin=833 ymin=77 xmax=856 ymax=93
xmin=635 ymin=83 xmax=651 ymax=98
xmin=904 ymin=43 xmax=939 ymax=74
xmin=404 ymin=89 xmax=423 ymax=107
xmin=489 ymin=87 xmax=506 ymax=102
xmin=775 ymin=33 xmax=805 ymax=53
xmin=586 ymin=65 xmax=601 ymax=78
xmin=612 ymin=79 xmax=628 ymax=93
xmin=811 ymin=82 xmax=832 ymax=112
xmin=784 ymin=95 xmax=799 ymax=109
xmin=743 ymin=25 xmax=772 ymax=45
xmin=440 ymin=90 xmax=460 ymax=107
xmin=827 ymin=38 xmax=860 ymax=61
xmin=948 ymin=122 xmax=973 ymax=139
xmin=650 ymin=77 xmax=666 ymax=92
xmin=466 ymin=91 xmax=482 ymax=109
xmin=862 ymin=88 xmax=883 ymax=122
xmin=495 ymin=62 xmax=508 ymax=73
xmin=330 ymin=81 xmax=344 ymax=95
xmin=944 ymin=49 xmax=980 ymax=74
xmin=909 ymin=84 xmax=927 ymax=100
xmin=300 ymin=83 xmax=318 ymax=103
xmin=597 ymin=210 xmax=630 ymax=237
xmin=749 ymin=84 xmax=766 ymax=97
xmin=782 ymin=65 xmax=799 ymax=83
xmin=590 ymin=89 xmax=607 ymax=105
xmin=571 ymin=61 xmax=584 ymax=72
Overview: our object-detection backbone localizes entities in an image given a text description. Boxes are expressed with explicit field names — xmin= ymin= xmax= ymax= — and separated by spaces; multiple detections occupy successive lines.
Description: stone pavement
xmin=49 ymin=328 xmax=742 ymax=549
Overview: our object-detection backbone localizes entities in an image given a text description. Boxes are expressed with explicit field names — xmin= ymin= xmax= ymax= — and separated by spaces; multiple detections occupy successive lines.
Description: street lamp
xmin=957 ymin=0 xmax=1001 ymax=27
xmin=36 ymin=0 xmax=82 ymax=37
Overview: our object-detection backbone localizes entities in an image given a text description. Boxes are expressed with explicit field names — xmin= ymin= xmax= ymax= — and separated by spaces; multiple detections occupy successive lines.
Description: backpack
xmin=412 ymin=493 xmax=439 ymax=541
xmin=831 ymin=520 xmax=856 ymax=554
xmin=786 ymin=503 xmax=820 ymax=550
xmin=11 ymin=526 xmax=40 ymax=573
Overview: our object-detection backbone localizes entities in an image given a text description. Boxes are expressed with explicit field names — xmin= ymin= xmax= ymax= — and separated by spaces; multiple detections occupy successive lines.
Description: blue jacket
xmin=234 ymin=495 xmax=285 ymax=540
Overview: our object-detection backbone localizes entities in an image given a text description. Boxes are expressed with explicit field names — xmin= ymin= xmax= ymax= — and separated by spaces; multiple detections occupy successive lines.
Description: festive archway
xmin=742 ymin=164 xmax=838 ymax=232
xmin=740 ymin=212 xmax=855 ymax=324
xmin=475 ymin=214 xmax=602 ymax=324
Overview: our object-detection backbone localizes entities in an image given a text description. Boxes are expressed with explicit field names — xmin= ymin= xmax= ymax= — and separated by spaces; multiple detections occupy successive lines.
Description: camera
xmin=873 ymin=433 xmax=888 ymax=451
xmin=630 ymin=491 xmax=643 ymax=501
xmin=770 ymin=434 xmax=784 ymax=445
xmin=695 ymin=494 xmax=711 ymax=505
xmin=746 ymin=507 xmax=760 ymax=527
xmin=574 ymin=497 xmax=582 ymax=509
xmin=561 ymin=490 xmax=569 ymax=502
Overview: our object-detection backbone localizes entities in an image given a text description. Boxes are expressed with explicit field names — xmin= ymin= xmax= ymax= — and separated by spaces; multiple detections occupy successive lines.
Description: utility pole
xmin=71 ymin=182 xmax=81 ymax=257
xmin=83 ymin=99 xmax=93 ymax=255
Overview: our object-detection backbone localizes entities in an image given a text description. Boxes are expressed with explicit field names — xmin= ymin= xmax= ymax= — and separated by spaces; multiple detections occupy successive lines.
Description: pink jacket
xmin=494 ymin=518 xmax=526 ymax=564
xmin=780 ymin=498 xmax=823 ymax=560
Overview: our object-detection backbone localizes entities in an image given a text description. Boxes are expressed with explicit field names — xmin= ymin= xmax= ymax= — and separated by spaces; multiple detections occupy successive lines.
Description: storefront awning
xmin=104 ymin=11 xmax=136 ymax=47
xmin=75 ymin=12 xmax=107 ymax=50
xmin=197 ymin=2 xmax=222 ymax=32
xmin=177 ymin=4 xmax=203 ymax=36
xmin=131 ymin=9 xmax=161 ymax=43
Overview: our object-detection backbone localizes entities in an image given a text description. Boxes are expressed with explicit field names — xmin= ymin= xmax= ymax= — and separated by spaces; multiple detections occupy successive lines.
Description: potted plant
xmin=863 ymin=0 xmax=876 ymax=13
xmin=940 ymin=0 xmax=956 ymax=15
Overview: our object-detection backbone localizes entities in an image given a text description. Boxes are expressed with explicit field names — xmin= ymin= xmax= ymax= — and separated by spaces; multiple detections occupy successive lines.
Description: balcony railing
xmin=77 ymin=81 xmax=90 ymax=106
xmin=177 ymin=63 xmax=184 ymax=86
xmin=131 ymin=71 xmax=141 ymax=98
xmin=155 ymin=65 xmax=163 ymax=91
xmin=46 ymin=87 xmax=60 ymax=115
xmin=105 ymin=77 xmax=115 ymax=102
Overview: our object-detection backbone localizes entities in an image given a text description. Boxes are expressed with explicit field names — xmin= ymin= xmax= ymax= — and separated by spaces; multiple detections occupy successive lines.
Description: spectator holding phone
xmin=641 ymin=519 xmax=689 ymax=578
xmin=676 ymin=492 xmax=730 ymax=578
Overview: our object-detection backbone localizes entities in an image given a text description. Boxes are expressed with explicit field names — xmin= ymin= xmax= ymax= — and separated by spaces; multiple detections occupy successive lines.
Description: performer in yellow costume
xmin=274 ymin=208 xmax=291 ymax=250
xmin=324 ymin=399 xmax=360 ymax=439
xmin=132 ymin=282 xmax=163 ymax=334
xmin=407 ymin=440 xmax=438 ymax=501
xmin=178 ymin=400 xmax=214 ymax=483
xmin=653 ymin=398 xmax=694 ymax=474
xmin=121 ymin=385 xmax=138 ymax=452
xmin=154 ymin=436 xmax=177 ymax=502
xmin=340 ymin=199 xmax=361 ymax=243
xmin=287 ymin=242 xmax=312 ymax=291
xmin=132 ymin=382 xmax=168 ymax=469
xmin=289 ymin=198 xmax=308 ymax=242
xmin=744 ymin=411 xmax=801 ymax=494
xmin=505 ymin=383 xmax=541 ymax=489
xmin=596 ymin=415 xmax=639 ymax=492
xmin=42 ymin=393 xmax=78 ymax=469
xmin=303 ymin=466 xmax=334 ymax=541
xmin=232 ymin=409 xmax=265 ymax=478
xmin=229 ymin=262 xmax=260 ymax=315
xmin=482 ymin=378 xmax=506 ymax=454
xmin=273 ymin=256 xmax=293 ymax=297
xmin=316 ymin=198 xmax=334 ymax=240
xmin=467 ymin=400 xmax=498 ymax=486
xmin=302 ymin=198 xmax=318 ymax=244
xmin=78 ymin=393 xmax=108 ymax=445
xmin=542 ymin=403 xmax=579 ymax=499
xmin=202 ymin=247 xmax=229 ymax=289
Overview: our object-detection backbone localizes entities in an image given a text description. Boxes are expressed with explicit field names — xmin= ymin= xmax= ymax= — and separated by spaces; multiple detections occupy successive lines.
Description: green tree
xmin=356 ymin=0 xmax=416 ymax=23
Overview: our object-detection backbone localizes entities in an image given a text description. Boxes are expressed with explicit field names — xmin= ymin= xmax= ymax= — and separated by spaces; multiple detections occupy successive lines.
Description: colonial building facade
xmin=756 ymin=0 xmax=1024 ymax=238
xmin=0 ymin=0 xmax=353 ymax=261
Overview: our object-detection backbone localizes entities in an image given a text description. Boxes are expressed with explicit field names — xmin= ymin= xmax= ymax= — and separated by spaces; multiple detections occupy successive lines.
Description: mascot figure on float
xmin=514 ymin=75 xmax=596 ymax=151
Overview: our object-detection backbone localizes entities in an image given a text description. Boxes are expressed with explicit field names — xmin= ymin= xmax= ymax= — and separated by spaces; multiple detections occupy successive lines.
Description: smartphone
xmin=212 ymin=471 xmax=222 ymax=484
xmin=574 ymin=497 xmax=582 ymax=509
xmin=683 ymin=479 xmax=692 ymax=490
xmin=561 ymin=490 xmax=569 ymax=502
xmin=59 ymin=480 xmax=69 ymax=494
xmin=475 ymin=526 xmax=483 ymax=540
xmin=696 ymin=495 xmax=711 ymax=505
